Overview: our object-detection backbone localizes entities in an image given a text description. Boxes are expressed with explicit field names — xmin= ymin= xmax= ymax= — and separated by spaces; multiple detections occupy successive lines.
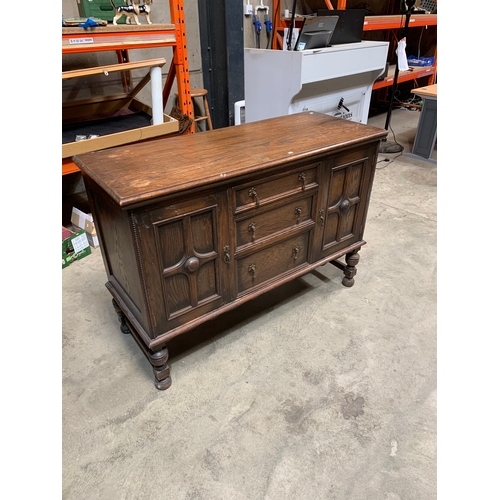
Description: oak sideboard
xmin=74 ymin=111 xmax=387 ymax=390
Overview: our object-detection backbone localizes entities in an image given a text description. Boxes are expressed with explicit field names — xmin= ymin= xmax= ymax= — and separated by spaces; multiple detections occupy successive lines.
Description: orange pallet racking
xmin=272 ymin=1 xmax=437 ymax=92
xmin=62 ymin=0 xmax=193 ymax=175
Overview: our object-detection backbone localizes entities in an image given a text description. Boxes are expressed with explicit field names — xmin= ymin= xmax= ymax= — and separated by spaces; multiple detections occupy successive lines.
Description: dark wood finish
xmin=74 ymin=112 xmax=387 ymax=390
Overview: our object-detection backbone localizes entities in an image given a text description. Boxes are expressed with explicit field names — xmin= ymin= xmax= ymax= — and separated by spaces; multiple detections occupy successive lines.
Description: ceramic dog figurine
xmin=110 ymin=0 xmax=153 ymax=25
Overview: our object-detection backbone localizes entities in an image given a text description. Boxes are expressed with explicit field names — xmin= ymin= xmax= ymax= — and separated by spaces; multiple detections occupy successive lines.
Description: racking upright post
xmin=165 ymin=0 xmax=194 ymax=131
xmin=62 ymin=0 xmax=196 ymax=175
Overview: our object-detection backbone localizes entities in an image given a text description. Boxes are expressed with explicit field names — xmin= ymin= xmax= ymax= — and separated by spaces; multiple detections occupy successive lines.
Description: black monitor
xmin=316 ymin=9 xmax=366 ymax=45
xmin=294 ymin=16 xmax=339 ymax=51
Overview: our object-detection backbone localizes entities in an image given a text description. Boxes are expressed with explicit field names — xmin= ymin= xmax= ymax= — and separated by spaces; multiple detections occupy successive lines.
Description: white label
xmin=72 ymin=233 xmax=90 ymax=253
xmin=69 ymin=38 xmax=94 ymax=45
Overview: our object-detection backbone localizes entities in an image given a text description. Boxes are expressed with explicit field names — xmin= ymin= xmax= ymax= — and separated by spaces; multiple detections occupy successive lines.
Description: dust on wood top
xmin=74 ymin=112 xmax=387 ymax=208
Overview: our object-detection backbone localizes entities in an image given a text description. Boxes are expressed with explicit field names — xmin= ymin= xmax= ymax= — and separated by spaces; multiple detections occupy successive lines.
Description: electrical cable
xmin=287 ymin=0 xmax=298 ymax=51
xmin=264 ymin=12 xmax=273 ymax=49
xmin=387 ymin=122 xmax=404 ymax=150
xmin=253 ymin=13 xmax=262 ymax=48
xmin=376 ymin=152 xmax=403 ymax=170
xmin=417 ymin=26 xmax=424 ymax=59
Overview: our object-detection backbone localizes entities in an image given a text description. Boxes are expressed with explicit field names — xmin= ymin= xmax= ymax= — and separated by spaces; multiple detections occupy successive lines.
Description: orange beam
xmin=62 ymin=29 xmax=178 ymax=54
xmin=363 ymin=14 xmax=437 ymax=31
xmin=372 ymin=66 xmax=436 ymax=91
xmin=62 ymin=158 xmax=80 ymax=176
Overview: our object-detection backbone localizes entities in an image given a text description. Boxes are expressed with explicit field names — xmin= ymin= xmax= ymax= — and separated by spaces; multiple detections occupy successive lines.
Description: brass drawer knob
xmin=295 ymin=206 xmax=302 ymax=223
xmin=298 ymin=172 xmax=306 ymax=190
xmin=248 ymin=187 xmax=259 ymax=206
xmin=248 ymin=263 xmax=256 ymax=278
xmin=248 ymin=221 xmax=257 ymax=241
xmin=292 ymin=245 xmax=300 ymax=260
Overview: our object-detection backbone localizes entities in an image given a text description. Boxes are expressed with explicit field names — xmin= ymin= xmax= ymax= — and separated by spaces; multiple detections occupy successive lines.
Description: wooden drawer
xmin=236 ymin=231 xmax=310 ymax=295
xmin=233 ymin=164 xmax=319 ymax=213
xmin=235 ymin=194 xmax=315 ymax=250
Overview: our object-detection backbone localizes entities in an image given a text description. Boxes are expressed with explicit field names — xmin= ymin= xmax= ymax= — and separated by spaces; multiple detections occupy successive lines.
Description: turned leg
xmin=148 ymin=347 xmax=172 ymax=391
xmin=112 ymin=298 xmax=131 ymax=334
xmin=112 ymin=299 xmax=172 ymax=390
xmin=341 ymin=249 xmax=360 ymax=287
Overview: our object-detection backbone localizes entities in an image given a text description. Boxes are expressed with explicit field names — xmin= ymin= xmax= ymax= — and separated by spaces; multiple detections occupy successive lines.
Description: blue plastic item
xmin=407 ymin=55 xmax=435 ymax=67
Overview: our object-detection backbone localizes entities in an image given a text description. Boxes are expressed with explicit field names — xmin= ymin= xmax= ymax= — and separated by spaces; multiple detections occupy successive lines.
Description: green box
xmin=76 ymin=0 xmax=127 ymax=24
xmin=62 ymin=225 xmax=92 ymax=269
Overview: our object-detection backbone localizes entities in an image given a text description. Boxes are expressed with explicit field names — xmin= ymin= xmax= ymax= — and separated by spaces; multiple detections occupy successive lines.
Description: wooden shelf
xmin=62 ymin=0 xmax=193 ymax=176
xmin=62 ymin=24 xmax=177 ymax=54
xmin=272 ymin=2 xmax=437 ymax=92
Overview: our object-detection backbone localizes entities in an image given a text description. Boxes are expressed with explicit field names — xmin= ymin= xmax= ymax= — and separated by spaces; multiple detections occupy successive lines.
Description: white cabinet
xmin=244 ymin=41 xmax=389 ymax=124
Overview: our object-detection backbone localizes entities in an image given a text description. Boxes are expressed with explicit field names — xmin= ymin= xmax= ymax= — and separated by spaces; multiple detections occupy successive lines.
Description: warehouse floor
xmin=62 ymin=107 xmax=437 ymax=499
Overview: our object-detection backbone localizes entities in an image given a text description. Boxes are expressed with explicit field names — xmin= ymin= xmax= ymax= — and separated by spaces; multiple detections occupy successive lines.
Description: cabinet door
xmin=133 ymin=191 xmax=231 ymax=338
xmin=312 ymin=145 xmax=377 ymax=261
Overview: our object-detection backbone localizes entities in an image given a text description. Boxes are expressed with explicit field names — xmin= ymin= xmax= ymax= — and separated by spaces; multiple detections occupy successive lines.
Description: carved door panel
xmin=133 ymin=191 xmax=231 ymax=337
xmin=312 ymin=146 xmax=377 ymax=261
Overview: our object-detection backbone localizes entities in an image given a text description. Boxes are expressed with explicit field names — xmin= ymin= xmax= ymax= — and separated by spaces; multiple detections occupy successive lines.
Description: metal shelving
xmin=62 ymin=0 xmax=193 ymax=175
xmin=271 ymin=1 xmax=437 ymax=91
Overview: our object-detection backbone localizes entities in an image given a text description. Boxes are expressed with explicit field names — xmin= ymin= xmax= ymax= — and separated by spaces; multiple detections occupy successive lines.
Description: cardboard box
xmin=62 ymin=225 xmax=92 ymax=269
xmin=76 ymin=0 xmax=127 ymax=24
xmin=84 ymin=219 xmax=99 ymax=248
xmin=86 ymin=232 xmax=99 ymax=248
xmin=71 ymin=206 xmax=93 ymax=230
xmin=71 ymin=207 xmax=100 ymax=248
xmin=83 ymin=218 xmax=95 ymax=234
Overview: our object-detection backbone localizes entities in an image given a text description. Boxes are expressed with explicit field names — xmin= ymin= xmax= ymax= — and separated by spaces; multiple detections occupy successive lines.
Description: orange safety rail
xmin=363 ymin=14 xmax=437 ymax=31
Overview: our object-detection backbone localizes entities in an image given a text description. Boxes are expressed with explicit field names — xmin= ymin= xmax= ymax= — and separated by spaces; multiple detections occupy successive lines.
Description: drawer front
xmin=233 ymin=164 xmax=318 ymax=212
xmin=236 ymin=231 xmax=310 ymax=295
xmin=235 ymin=194 xmax=314 ymax=249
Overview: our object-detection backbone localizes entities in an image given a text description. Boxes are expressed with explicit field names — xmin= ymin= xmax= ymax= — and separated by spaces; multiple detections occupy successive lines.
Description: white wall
xmin=243 ymin=1 xmax=276 ymax=50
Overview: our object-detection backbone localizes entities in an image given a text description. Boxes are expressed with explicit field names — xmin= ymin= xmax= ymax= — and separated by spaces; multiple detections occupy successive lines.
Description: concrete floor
xmin=62 ymin=108 xmax=437 ymax=500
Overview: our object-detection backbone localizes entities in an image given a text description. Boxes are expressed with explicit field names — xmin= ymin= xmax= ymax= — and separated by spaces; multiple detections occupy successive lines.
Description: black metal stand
xmin=286 ymin=0 xmax=298 ymax=51
xmin=379 ymin=0 xmax=415 ymax=154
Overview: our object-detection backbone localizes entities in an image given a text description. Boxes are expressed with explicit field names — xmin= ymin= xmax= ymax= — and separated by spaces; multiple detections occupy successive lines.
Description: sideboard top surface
xmin=74 ymin=112 xmax=387 ymax=208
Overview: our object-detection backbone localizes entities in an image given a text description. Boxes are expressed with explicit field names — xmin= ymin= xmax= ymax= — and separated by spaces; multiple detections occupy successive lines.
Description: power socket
xmin=244 ymin=4 xmax=253 ymax=16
